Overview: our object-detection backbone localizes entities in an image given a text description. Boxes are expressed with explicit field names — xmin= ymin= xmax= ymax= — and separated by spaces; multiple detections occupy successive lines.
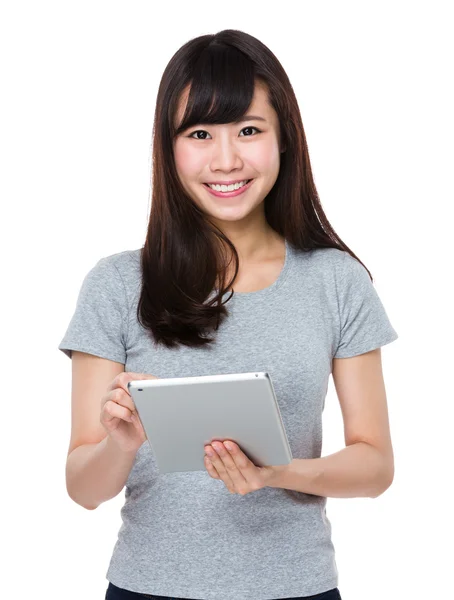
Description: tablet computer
xmin=128 ymin=372 xmax=293 ymax=474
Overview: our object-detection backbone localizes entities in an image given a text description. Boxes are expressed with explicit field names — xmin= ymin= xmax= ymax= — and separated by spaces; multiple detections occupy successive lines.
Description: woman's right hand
xmin=100 ymin=371 xmax=158 ymax=453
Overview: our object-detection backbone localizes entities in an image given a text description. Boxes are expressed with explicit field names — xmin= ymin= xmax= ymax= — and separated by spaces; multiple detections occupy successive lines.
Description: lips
xmin=203 ymin=178 xmax=255 ymax=198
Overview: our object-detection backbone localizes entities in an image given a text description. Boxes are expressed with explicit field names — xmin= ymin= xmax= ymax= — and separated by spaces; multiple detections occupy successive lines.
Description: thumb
xmin=127 ymin=372 xmax=159 ymax=380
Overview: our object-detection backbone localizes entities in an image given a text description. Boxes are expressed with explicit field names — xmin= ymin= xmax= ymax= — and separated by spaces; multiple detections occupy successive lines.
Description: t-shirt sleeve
xmin=333 ymin=252 xmax=398 ymax=359
xmin=57 ymin=256 xmax=128 ymax=363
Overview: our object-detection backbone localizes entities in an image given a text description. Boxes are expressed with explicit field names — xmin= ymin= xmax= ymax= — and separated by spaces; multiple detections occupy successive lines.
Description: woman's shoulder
xmin=96 ymin=248 xmax=142 ymax=280
xmin=292 ymin=245 xmax=347 ymax=270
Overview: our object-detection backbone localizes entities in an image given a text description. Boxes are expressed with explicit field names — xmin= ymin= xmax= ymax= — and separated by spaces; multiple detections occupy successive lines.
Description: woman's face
xmin=173 ymin=82 xmax=284 ymax=227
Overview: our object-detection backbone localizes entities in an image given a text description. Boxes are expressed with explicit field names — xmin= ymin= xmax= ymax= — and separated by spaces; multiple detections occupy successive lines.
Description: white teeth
xmin=207 ymin=179 xmax=249 ymax=192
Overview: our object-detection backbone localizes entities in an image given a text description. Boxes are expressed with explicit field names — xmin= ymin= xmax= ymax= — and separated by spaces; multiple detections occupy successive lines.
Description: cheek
xmin=174 ymin=142 xmax=204 ymax=179
xmin=246 ymin=141 xmax=281 ymax=173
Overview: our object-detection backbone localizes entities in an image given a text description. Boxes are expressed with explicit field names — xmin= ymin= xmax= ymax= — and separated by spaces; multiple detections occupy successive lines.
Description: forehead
xmin=174 ymin=81 xmax=273 ymax=127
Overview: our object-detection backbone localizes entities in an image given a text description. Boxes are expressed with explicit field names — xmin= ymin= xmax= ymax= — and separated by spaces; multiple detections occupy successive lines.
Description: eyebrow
xmin=233 ymin=115 xmax=267 ymax=123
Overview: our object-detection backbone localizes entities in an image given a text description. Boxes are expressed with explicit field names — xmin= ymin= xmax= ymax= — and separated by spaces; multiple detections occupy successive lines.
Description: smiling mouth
xmin=201 ymin=179 xmax=255 ymax=199
xmin=203 ymin=179 xmax=253 ymax=189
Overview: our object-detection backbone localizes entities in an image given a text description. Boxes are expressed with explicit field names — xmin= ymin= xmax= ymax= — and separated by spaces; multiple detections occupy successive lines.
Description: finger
xmin=106 ymin=371 xmax=158 ymax=394
xmin=216 ymin=441 xmax=262 ymax=490
xmin=210 ymin=442 xmax=248 ymax=489
xmin=103 ymin=399 xmax=134 ymax=423
xmin=110 ymin=388 xmax=136 ymax=414
xmin=222 ymin=441 xmax=256 ymax=474
xmin=205 ymin=448 xmax=236 ymax=491
xmin=204 ymin=456 xmax=220 ymax=479
xmin=106 ymin=371 xmax=133 ymax=394
xmin=206 ymin=457 xmax=235 ymax=493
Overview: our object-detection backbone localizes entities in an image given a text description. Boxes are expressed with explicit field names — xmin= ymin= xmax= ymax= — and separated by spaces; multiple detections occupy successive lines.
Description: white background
xmin=1 ymin=1 xmax=453 ymax=599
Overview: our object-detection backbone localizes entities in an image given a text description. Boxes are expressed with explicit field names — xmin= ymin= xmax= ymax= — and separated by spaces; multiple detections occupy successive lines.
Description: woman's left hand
xmin=204 ymin=440 xmax=275 ymax=495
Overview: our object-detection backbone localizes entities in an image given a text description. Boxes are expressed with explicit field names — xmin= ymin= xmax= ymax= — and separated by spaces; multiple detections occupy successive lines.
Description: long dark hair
xmin=137 ymin=29 xmax=372 ymax=349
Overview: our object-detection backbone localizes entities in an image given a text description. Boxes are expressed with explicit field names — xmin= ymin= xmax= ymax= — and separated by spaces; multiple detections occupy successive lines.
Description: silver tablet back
xmin=128 ymin=372 xmax=293 ymax=474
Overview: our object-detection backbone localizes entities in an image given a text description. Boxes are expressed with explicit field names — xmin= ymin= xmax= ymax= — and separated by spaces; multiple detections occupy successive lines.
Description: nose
xmin=209 ymin=135 xmax=243 ymax=172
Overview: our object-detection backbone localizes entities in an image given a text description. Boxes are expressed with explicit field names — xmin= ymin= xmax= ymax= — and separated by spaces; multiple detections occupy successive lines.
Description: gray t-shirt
xmin=58 ymin=239 xmax=398 ymax=599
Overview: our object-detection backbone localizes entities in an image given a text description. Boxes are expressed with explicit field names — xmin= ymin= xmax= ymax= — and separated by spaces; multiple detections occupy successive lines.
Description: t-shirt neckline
xmin=217 ymin=238 xmax=294 ymax=301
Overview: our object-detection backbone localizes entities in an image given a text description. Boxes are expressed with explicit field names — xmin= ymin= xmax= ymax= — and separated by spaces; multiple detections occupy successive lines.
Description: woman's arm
xmin=269 ymin=348 xmax=395 ymax=498
xmin=66 ymin=436 xmax=138 ymax=510
xmin=268 ymin=441 xmax=393 ymax=498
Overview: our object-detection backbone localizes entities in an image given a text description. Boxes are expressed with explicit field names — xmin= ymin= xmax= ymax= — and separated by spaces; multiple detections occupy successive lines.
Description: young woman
xmin=59 ymin=29 xmax=398 ymax=600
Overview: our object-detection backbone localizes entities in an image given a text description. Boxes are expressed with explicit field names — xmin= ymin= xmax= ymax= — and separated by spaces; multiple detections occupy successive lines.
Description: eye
xmin=240 ymin=126 xmax=261 ymax=137
xmin=187 ymin=126 xmax=261 ymax=140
